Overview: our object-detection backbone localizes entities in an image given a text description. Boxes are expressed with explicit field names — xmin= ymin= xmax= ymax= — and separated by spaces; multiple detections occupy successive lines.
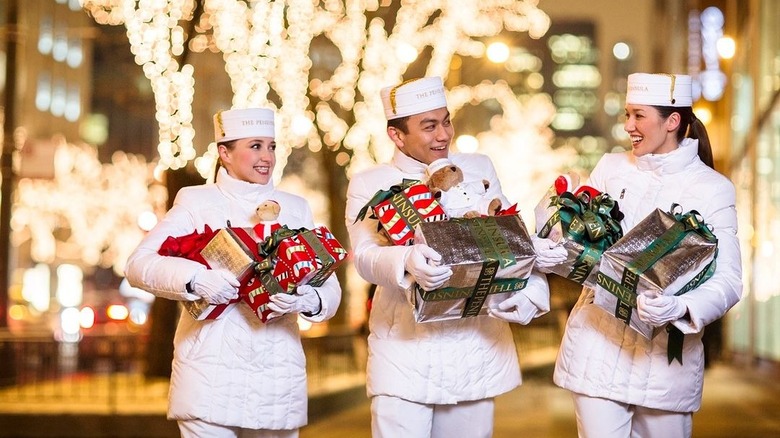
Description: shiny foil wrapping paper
xmin=593 ymin=208 xmax=718 ymax=338
xmin=412 ymin=215 xmax=536 ymax=323
xmin=185 ymin=228 xmax=257 ymax=320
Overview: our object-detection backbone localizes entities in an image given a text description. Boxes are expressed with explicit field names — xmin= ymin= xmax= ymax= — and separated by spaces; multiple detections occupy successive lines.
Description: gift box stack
xmin=366 ymin=180 xmax=448 ymax=245
xmin=160 ymin=224 xmax=347 ymax=322
xmin=244 ymin=226 xmax=348 ymax=321
xmin=593 ymin=206 xmax=718 ymax=339
xmin=412 ymin=215 xmax=537 ymax=322
xmin=534 ymin=177 xmax=624 ymax=288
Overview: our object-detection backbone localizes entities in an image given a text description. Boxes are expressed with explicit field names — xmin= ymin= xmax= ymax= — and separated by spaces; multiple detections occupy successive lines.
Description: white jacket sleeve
xmin=673 ymin=184 xmax=742 ymax=334
xmin=345 ymin=175 xmax=414 ymax=291
xmin=124 ymin=189 xmax=207 ymax=302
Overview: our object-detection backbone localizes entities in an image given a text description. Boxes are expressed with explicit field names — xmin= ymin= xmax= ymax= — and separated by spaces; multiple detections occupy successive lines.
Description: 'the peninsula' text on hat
xmin=380 ymin=77 xmax=448 ymax=120
xmin=213 ymin=108 xmax=275 ymax=143
xmin=626 ymin=73 xmax=693 ymax=107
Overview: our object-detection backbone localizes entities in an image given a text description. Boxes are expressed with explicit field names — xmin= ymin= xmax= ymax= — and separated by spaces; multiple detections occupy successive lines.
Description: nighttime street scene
xmin=0 ymin=0 xmax=779 ymax=437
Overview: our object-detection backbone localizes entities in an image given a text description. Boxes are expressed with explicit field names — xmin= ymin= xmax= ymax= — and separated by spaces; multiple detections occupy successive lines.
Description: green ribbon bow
xmin=354 ymin=179 xmax=420 ymax=223
xmin=538 ymin=191 xmax=624 ymax=283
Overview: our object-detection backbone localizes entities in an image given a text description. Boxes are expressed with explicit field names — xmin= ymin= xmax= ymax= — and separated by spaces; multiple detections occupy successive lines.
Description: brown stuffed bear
xmin=425 ymin=159 xmax=502 ymax=218
xmin=253 ymin=200 xmax=282 ymax=240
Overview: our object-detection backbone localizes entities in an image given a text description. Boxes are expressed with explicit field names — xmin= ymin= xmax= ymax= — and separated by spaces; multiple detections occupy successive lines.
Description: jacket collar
xmin=391 ymin=148 xmax=431 ymax=178
xmin=215 ymin=167 xmax=274 ymax=201
xmin=635 ymin=138 xmax=699 ymax=175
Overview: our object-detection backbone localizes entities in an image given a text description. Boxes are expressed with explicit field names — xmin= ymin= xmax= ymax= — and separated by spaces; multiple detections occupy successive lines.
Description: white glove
xmin=267 ymin=285 xmax=322 ymax=319
xmin=531 ymin=235 xmax=568 ymax=271
xmin=190 ymin=269 xmax=240 ymax=304
xmin=488 ymin=292 xmax=539 ymax=325
xmin=404 ymin=244 xmax=453 ymax=291
xmin=637 ymin=294 xmax=688 ymax=327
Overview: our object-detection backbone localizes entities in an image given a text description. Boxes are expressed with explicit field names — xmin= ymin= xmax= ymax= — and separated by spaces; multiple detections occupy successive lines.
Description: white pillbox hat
xmin=380 ymin=77 xmax=448 ymax=120
xmin=213 ymin=108 xmax=275 ymax=143
xmin=626 ymin=73 xmax=693 ymax=107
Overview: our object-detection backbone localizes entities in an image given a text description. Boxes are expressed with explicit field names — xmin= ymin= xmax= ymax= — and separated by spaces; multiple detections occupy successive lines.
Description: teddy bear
xmin=425 ymin=158 xmax=502 ymax=219
xmin=253 ymin=200 xmax=282 ymax=241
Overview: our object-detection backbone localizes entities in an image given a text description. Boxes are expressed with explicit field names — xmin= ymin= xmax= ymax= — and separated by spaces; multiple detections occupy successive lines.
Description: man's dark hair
xmin=387 ymin=116 xmax=410 ymax=134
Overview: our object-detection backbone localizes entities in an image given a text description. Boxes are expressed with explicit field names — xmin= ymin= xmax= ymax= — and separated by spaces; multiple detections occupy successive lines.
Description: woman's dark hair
xmin=653 ymin=105 xmax=714 ymax=169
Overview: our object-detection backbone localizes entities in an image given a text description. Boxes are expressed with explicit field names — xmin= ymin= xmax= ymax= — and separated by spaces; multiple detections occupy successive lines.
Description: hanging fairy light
xmin=12 ymin=137 xmax=167 ymax=275
xmin=80 ymin=0 xmax=558 ymax=203
xmin=82 ymin=0 xmax=197 ymax=175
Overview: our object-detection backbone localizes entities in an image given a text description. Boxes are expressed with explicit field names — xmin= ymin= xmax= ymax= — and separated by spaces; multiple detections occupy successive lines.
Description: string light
xmin=80 ymin=0 xmax=556 ymax=190
xmin=12 ymin=136 xmax=167 ymax=276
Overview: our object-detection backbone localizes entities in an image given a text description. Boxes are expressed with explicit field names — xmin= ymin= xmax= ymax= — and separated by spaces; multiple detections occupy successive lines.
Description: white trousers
xmin=371 ymin=395 xmax=494 ymax=438
xmin=572 ymin=393 xmax=692 ymax=438
xmin=178 ymin=419 xmax=299 ymax=438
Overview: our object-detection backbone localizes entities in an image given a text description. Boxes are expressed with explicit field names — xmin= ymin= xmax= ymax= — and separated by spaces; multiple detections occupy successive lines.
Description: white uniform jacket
xmin=125 ymin=168 xmax=341 ymax=430
xmin=345 ymin=150 xmax=550 ymax=405
xmin=554 ymin=139 xmax=743 ymax=412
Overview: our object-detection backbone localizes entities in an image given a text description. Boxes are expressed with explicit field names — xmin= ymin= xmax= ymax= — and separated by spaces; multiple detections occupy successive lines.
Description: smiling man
xmin=345 ymin=77 xmax=552 ymax=438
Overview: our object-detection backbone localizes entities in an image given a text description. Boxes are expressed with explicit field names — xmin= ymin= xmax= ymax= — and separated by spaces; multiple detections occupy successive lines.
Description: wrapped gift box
xmin=240 ymin=260 xmax=288 ymax=322
xmin=534 ymin=183 xmax=623 ymax=287
xmin=236 ymin=226 xmax=347 ymax=321
xmin=593 ymin=207 xmax=718 ymax=338
xmin=371 ymin=181 xmax=448 ymax=246
xmin=412 ymin=215 xmax=536 ymax=322
xmin=186 ymin=227 xmax=260 ymax=320
xmin=268 ymin=226 xmax=347 ymax=291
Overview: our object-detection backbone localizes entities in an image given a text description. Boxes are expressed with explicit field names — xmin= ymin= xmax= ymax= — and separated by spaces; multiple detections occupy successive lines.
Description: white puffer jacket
xmin=345 ymin=150 xmax=550 ymax=404
xmin=554 ymin=139 xmax=742 ymax=412
xmin=125 ymin=168 xmax=341 ymax=429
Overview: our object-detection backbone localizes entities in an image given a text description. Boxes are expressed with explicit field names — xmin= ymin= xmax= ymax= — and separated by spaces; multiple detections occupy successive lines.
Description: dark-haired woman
xmin=553 ymin=73 xmax=742 ymax=438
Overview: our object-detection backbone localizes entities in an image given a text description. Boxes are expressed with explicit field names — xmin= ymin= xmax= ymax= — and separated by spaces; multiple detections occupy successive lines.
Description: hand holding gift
xmin=404 ymin=244 xmax=453 ymax=291
xmin=266 ymin=284 xmax=322 ymax=320
xmin=534 ymin=174 xmax=624 ymax=286
xmin=189 ymin=268 xmax=240 ymax=304
xmin=411 ymin=215 xmax=537 ymax=322
xmin=637 ymin=294 xmax=688 ymax=327
xmin=488 ymin=292 xmax=538 ymax=325
xmin=531 ymin=235 xmax=568 ymax=271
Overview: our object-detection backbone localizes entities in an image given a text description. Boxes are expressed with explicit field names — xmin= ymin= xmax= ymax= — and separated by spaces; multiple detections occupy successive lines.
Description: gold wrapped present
xmin=412 ymin=215 xmax=536 ymax=322
xmin=593 ymin=206 xmax=718 ymax=339
xmin=199 ymin=228 xmax=257 ymax=280
xmin=185 ymin=228 xmax=259 ymax=320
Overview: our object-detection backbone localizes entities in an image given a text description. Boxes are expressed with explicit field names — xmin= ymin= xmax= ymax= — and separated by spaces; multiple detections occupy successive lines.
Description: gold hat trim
xmin=662 ymin=73 xmax=677 ymax=105
xmin=389 ymin=78 xmax=423 ymax=115
xmin=216 ymin=111 xmax=225 ymax=139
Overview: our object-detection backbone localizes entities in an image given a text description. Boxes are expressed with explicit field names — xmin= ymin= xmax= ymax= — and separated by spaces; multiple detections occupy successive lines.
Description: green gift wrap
xmin=534 ymin=184 xmax=624 ymax=287
xmin=593 ymin=205 xmax=718 ymax=345
xmin=412 ymin=215 xmax=536 ymax=323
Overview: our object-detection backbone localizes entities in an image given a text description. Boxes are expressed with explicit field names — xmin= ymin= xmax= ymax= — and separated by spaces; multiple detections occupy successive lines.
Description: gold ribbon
xmin=389 ymin=78 xmax=422 ymax=115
